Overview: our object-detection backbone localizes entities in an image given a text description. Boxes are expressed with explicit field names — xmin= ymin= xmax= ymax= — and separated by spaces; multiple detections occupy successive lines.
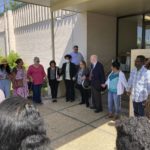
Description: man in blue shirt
xmin=70 ymin=45 xmax=84 ymax=68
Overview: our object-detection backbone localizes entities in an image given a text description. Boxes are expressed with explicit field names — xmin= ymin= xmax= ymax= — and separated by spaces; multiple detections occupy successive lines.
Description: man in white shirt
xmin=127 ymin=55 xmax=149 ymax=117
xmin=61 ymin=55 xmax=77 ymax=102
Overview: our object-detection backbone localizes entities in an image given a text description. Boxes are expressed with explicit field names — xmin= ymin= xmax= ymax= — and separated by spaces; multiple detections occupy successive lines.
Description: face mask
xmin=66 ymin=60 xmax=69 ymax=63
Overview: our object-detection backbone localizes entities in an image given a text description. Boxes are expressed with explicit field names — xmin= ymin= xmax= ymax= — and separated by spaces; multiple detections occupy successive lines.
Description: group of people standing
xmin=0 ymin=57 xmax=46 ymax=104
xmin=0 ymin=45 xmax=150 ymax=119
xmin=47 ymin=46 xmax=106 ymax=114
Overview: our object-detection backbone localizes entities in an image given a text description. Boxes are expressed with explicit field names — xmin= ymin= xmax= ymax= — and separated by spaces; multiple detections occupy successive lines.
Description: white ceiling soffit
xmin=66 ymin=0 xmax=150 ymax=17
xmin=14 ymin=0 xmax=90 ymax=8
xmin=15 ymin=0 xmax=150 ymax=17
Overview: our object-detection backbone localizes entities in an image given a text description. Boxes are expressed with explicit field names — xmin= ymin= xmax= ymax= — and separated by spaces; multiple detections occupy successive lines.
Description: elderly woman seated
xmin=0 ymin=97 xmax=50 ymax=150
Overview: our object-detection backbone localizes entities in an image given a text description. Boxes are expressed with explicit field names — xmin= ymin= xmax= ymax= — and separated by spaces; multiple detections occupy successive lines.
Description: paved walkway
xmin=37 ymin=98 xmax=119 ymax=150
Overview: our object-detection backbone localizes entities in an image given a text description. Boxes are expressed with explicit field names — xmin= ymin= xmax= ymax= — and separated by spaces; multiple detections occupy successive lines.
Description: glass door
xmin=145 ymin=24 xmax=150 ymax=48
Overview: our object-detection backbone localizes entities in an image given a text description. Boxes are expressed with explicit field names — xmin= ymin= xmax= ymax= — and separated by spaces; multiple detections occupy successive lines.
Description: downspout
xmin=50 ymin=10 xmax=55 ymax=60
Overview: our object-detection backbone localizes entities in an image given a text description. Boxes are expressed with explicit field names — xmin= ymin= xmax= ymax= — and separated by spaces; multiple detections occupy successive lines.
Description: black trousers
xmin=65 ymin=80 xmax=75 ymax=101
xmin=49 ymin=79 xmax=59 ymax=99
xmin=77 ymin=84 xmax=89 ymax=107
xmin=91 ymin=86 xmax=103 ymax=111
xmin=133 ymin=101 xmax=145 ymax=117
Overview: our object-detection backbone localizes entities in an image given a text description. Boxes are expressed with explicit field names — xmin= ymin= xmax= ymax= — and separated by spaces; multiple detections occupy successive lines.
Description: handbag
xmin=13 ymin=79 xmax=24 ymax=89
xmin=56 ymin=67 xmax=63 ymax=81
xmin=82 ymin=79 xmax=91 ymax=89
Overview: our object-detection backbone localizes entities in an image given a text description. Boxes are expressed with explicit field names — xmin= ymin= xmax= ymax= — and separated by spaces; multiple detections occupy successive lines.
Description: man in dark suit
xmin=90 ymin=55 xmax=105 ymax=113
xmin=61 ymin=54 xmax=77 ymax=102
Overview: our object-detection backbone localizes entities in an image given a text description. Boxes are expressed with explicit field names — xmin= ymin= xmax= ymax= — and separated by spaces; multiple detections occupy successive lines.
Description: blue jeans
xmin=133 ymin=101 xmax=145 ymax=117
xmin=0 ymin=79 xmax=11 ymax=98
xmin=32 ymin=84 xmax=42 ymax=103
xmin=108 ymin=91 xmax=121 ymax=115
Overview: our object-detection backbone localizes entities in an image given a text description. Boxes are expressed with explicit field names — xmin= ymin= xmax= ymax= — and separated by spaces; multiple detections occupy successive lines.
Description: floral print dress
xmin=13 ymin=68 xmax=29 ymax=98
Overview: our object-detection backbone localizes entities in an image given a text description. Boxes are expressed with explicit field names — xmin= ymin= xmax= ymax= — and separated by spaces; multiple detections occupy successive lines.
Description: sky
xmin=0 ymin=0 xmax=14 ymax=13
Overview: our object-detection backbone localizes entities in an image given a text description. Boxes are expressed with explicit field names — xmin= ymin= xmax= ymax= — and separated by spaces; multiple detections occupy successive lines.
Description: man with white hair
xmin=90 ymin=55 xmax=105 ymax=113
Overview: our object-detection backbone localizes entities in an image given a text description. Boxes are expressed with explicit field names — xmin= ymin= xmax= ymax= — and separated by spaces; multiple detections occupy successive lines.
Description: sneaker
xmin=108 ymin=113 xmax=113 ymax=118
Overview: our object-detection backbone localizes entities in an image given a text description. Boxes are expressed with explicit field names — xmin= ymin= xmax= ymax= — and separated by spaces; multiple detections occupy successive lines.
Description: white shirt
xmin=65 ymin=63 xmax=71 ymax=80
xmin=106 ymin=71 xmax=128 ymax=95
xmin=127 ymin=66 xmax=149 ymax=102
xmin=146 ymin=69 xmax=150 ymax=95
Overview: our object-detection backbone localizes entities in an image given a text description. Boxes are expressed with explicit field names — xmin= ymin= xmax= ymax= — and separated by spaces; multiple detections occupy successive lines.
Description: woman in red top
xmin=27 ymin=57 xmax=46 ymax=104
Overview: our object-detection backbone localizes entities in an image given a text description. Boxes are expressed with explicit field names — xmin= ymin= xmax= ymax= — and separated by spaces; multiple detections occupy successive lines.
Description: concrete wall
xmin=0 ymin=15 xmax=5 ymax=56
xmin=87 ymin=12 xmax=116 ymax=72
xmin=15 ymin=20 xmax=53 ymax=69
xmin=55 ymin=12 xmax=87 ymax=67
xmin=0 ymin=32 xmax=5 ymax=56
xmin=14 ymin=12 xmax=87 ymax=70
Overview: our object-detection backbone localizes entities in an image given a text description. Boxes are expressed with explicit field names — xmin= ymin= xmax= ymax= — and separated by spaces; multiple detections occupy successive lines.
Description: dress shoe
xmin=79 ymin=102 xmax=85 ymax=105
xmin=90 ymin=106 xmax=95 ymax=109
xmin=94 ymin=110 xmax=103 ymax=113
xmin=52 ymin=99 xmax=57 ymax=103
xmin=70 ymin=100 xmax=75 ymax=102
xmin=108 ymin=113 xmax=113 ymax=118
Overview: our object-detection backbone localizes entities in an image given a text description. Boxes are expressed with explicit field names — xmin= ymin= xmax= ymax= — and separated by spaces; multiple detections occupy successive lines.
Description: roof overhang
xmin=15 ymin=0 xmax=150 ymax=17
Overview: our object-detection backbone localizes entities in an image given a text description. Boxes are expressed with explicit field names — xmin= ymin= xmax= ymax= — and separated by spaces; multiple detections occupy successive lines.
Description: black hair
xmin=136 ymin=55 xmax=145 ymax=63
xmin=0 ymin=64 xmax=11 ymax=74
xmin=49 ymin=60 xmax=56 ymax=66
xmin=0 ymin=97 xmax=50 ymax=150
xmin=15 ymin=58 xmax=23 ymax=65
xmin=64 ymin=54 xmax=72 ymax=60
xmin=116 ymin=117 xmax=150 ymax=150
xmin=73 ymin=45 xmax=78 ymax=49
xmin=112 ymin=60 xmax=120 ymax=70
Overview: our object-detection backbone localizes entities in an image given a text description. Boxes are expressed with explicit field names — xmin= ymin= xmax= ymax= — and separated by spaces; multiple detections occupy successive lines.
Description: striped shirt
xmin=127 ymin=66 xmax=149 ymax=102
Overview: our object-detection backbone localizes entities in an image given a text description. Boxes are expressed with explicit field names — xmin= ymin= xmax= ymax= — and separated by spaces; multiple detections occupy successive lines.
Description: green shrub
xmin=7 ymin=51 xmax=20 ymax=69
xmin=0 ymin=48 xmax=5 ymax=62
xmin=0 ymin=50 xmax=28 ymax=69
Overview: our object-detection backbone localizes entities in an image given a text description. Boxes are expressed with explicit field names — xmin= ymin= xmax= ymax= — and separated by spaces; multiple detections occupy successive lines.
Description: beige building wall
xmin=55 ymin=12 xmax=87 ymax=67
xmin=87 ymin=12 xmax=116 ymax=72
xmin=15 ymin=20 xmax=53 ymax=69
xmin=0 ymin=32 xmax=6 ymax=56
xmin=7 ymin=10 xmax=16 ymax=51
xmin=0 ymin=15 xmax=6 ymax=56
xmin=14 ymin=11 xmax=87 ymax=70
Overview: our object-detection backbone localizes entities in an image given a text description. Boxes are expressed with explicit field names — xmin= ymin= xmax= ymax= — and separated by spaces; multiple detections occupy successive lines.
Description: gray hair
xmin=34 ymin=57 xmax=40 ymax=62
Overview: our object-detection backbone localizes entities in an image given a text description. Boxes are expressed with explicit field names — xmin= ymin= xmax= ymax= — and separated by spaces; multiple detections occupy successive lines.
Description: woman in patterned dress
xmin=12 ymin=58 xmax=29 ymax=98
